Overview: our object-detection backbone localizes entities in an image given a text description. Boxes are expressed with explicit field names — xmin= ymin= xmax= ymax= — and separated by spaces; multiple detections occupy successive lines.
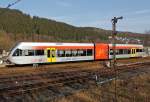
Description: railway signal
xmin=111 ymin=16 xmax=123 ymax=67
xmin=111 ymin=16 xmax=123 ymax=102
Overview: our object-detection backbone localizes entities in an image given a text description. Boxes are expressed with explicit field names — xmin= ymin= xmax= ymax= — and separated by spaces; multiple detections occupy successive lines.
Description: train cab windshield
xmin=13 ymin=49 xmax=22 ymax=56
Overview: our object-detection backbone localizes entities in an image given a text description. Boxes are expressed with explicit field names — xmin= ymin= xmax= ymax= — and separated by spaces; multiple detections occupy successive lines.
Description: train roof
xmin=17 ymin=42 xmax=143 ymax=47
xmin=109 ymin=44 xmax=143 ymax=47
xmin=17 ymin=42 xmax=94 ymax=47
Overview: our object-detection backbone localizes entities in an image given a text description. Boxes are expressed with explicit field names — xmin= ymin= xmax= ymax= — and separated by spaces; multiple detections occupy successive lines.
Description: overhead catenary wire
xmin=0 ymin=0 xmax=22 ymax=15
xmin=0 ymin=0 xmax=22 ymax=51
xmin=6 ymin=0 xmax=22 ymax=8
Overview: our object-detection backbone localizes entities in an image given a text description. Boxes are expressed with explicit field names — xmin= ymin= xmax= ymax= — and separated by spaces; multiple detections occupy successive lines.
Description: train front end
xmin=7 ymin=43 xmax=22 ymax=65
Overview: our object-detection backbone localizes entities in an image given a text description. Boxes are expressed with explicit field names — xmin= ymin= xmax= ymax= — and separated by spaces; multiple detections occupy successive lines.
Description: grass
xmin=54 ymin=73 xmax=150 ymax=102
xmin=1 ymin=57 xmax=150 ymax=102
xmin=2 ymin=68 xmax=149 ymax=102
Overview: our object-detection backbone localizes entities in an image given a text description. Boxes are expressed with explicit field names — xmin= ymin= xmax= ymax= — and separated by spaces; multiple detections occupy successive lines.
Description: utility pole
xmin=111 ymin=16 xmax=123 ymax=102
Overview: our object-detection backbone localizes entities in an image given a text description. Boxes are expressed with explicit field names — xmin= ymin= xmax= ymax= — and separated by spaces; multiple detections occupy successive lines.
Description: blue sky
xmin=0 ymin=0 xmax=150 ymax=33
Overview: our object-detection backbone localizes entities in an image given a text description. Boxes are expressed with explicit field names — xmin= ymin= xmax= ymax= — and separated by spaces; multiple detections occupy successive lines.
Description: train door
xmin=131 ymin=48 xmax=136 ymax=57
xmin=47 ymin=48 xmax=56 ymax=62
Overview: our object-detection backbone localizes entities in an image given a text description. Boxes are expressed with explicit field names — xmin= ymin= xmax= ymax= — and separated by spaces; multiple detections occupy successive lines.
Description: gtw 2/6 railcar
xmin=7 ymin=42 xmax=144 ymax=65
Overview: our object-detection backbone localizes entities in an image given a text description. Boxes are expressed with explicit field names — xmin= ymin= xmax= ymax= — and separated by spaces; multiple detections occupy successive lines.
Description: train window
xmin=57 ymin=50 xmax=60 ymax=57
xmin=123 ymin=49 xmax=127 ymax=54
xmin=27 ymin=50 xmax=35 ymax=56
xmin=87 ymin=49 xmax=93 ymax=56
xmin=77 ymin=50 xmax=86 ymax=56
xmin=139 ymin=49 xmax=144 ymax=52
xmin=136 ymin=49 xmax=139 ymax=52
xmin=110 ymin=49 xmax=113 ymax=55
xmin=22 ymin=50 xmax=25 ymax=56
xmin=23 ymin=50 xmax=28 ymax=56
xmin=47 ymin=50 xmax=50 ymax=57
xmin=81 ymin=50 xmax=86 ymax=56
xmin=57 ymin=50 xmax=65 ymax=57
xmin=65 ymin=50 xmax=72 ymax=57
xmin=116 ymin=50 xmax=119 ymax=55
xmin=72 ymin=50 xmax=77 ymax=56
xmin=139 ymin=49 xmax=141 ymax=52
xmin=35 ymin=50 xmax=44 ymax=56
xmin=51 ymin=49 xmax=56 ymax=58
xmin=128 ymin=50 xmax=131 ymax=54
xmin=13 ymin=49 xmax=22 ymax=56
xmin=78 ymin=50 xmax=83 ymax=56
xmin=126 ymin=49 xmax=129 ymax=54
xmin=110 ymin=49 xmax=119 ymax=55
xmin=142 ymin=49 xmax=144 ymax=52
xmin=119 ymin=49 xmax=123 ymax=54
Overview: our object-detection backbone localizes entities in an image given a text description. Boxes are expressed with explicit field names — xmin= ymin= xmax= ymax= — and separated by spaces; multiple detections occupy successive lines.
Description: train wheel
xmin=33 ymin=63 xmax=39 ymax=68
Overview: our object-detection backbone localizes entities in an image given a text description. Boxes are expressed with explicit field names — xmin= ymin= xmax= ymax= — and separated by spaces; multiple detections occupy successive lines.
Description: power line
xmin=0 ymin=0 xmax=22 ymax=43
xmin=6 ymin=0 xmax=22 ymax=8
xmin=0 ymin=0 xmax=22 ymax=15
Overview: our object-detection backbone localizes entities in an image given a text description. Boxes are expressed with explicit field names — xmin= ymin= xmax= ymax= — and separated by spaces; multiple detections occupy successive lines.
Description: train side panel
xmin=8 ymin=42 xmax=95 ymax=65
xmin=108 ymin=44 xmax=144 ymax=59
xmin=95 ymin=43 xmax=109 ymax=60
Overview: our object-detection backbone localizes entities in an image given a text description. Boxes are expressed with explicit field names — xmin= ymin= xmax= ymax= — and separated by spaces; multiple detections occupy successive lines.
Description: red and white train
xmin=7 ymin=42 xmax=144 ymax=65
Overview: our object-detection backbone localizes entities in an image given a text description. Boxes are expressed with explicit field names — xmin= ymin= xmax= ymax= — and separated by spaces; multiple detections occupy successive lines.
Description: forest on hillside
xmin=0 ymin=8 xmax=149 ymax=50
xmin=0 ymin=8 xmax=110 ymax=50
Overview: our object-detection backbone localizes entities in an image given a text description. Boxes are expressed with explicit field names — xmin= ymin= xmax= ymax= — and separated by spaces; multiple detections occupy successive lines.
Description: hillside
xmin=0 ymin=8 xmax=149 ymax=50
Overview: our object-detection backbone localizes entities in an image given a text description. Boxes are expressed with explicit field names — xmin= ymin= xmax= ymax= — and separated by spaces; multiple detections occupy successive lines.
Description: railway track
xmin=0 ymin=61 xmax=150 ymax=98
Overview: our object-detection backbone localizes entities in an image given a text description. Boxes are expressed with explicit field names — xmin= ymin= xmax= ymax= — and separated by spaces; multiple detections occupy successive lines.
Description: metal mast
xmin=111 ymin=16 xmax=123 ymax=102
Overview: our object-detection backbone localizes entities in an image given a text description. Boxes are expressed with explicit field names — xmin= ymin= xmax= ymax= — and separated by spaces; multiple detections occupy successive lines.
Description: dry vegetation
xmin=117 ymin=57 xmax=150 ymax=64
xmin=0 ymin=57 xmax=150 ymax=102
xmin=0 ymin=31 xmax=56 ymax=50
xmin=0 ymin=57 xmax=150 ymax=77
xmin=0 ymin=61 xmax=102 ymax=76
xmin=54 ymin=73 xmax=150 ymax=102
